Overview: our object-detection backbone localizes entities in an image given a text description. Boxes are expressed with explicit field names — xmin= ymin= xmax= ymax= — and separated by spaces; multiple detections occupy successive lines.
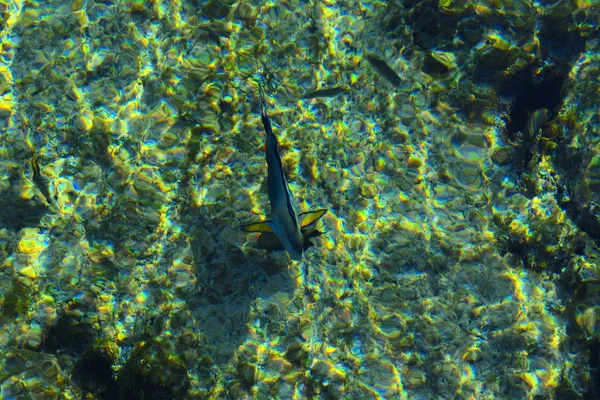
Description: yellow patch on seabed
xmin=519 ymin=372 xmax=539 ymax=391
xmin=502 ymin=270 xmax=526 ymax=302
xmin=16 ymin=228 xmax=45 ymax=255
xmin=18 ymin=266 xmax=38 ymax=279
xmin=0 ymin=101 xmax=15 ymax=118
xmin=575 ymin=306 xmax=599 ymax=337
xmin=399 ymin=217 xmax=422 ymax=234
xmin=13 ymin=229 xmax=46 ymax=282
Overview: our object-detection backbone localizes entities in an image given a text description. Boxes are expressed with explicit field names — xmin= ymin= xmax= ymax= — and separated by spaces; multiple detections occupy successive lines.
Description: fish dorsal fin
xmin=299 ymin=209 xmax=328 ymax=229
xmin=241 ymin=220 xmax=274 ymax=233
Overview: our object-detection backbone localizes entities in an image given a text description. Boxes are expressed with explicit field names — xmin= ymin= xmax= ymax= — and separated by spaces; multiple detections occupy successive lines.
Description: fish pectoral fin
xmin=241 ymin=220 xmax=275 ymax=233
xmin=299 ymin=209 xmax=328 ymax=229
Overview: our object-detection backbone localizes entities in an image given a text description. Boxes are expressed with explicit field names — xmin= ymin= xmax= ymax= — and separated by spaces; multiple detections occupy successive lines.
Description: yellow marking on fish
xmin=241 ymin=221 xmax=275 ymax=234
xmin=300 ymin=209 xmax=328 ymax=228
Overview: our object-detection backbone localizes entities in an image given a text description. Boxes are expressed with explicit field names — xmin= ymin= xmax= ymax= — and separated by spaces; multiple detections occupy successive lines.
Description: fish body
xmin=365 ymin=54 xmax=402 ymax=87
xmin=241 ymin=84 xmax=327 ymax=260
xmin=31 ymin=147 xmax=55 ymax=206
xmin=521 ymin=108 xmax=552 ymax=172
xmin=524 ymin=108 xmax=551 ymax=142
xmin=261 ymin=110 xmax=305 ymax=260
xmin=302 ymin=86 xmax=349 ymax=99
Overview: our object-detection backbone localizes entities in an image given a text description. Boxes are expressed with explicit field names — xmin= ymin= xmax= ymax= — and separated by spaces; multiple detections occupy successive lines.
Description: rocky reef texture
xmin=0 ymin=0 xmax=599 ymax=398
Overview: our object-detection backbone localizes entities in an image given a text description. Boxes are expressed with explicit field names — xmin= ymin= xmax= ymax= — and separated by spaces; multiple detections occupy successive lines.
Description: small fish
xmin=524 ymin=108 xmax=551 ymax=142
xmin=521 ymin=108 xmax=552 ymax=174
xmin=302 ymin=86 xmax=349 ymax=99
xmin=241 ymin=83 xmax=328 ymax=261
xmin=31 ymin=147 xmax=55 ymax=206
xmin=365 ymin=54 xmax=402 ymax=87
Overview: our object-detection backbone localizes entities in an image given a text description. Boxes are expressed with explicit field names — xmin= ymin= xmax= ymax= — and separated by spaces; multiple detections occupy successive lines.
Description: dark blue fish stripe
xmin=261 ymin=112 xmax=299 ymax=232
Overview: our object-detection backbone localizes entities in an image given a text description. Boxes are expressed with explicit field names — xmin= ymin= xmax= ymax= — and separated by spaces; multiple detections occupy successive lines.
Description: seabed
xmin=0 ymin=0 xmax=600 ymax=399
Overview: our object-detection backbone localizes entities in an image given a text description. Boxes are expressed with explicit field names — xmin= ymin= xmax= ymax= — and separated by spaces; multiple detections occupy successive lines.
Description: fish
xmin=302 ymin=86 xmax=350 ymax=99
xmin=241 ymin=83 xmax=328 ymax=261
xmin=31 ymin=146 xmax=55 ymax=206
xmin=365 ymin=53 xmax=402 ymax=87
xmin=521 ymin=108 xmax=552 ymax=177
xmin=524 ymin=108 xmax=551 ymax=142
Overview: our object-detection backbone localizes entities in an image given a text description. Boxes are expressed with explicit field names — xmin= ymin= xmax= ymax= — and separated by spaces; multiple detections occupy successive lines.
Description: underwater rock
xmin=236 ymin=361 xmax=257 ymax=388
xmin=43 ymin=309 xmax=98 ymax=354
xmin=0 ymin=350 xmax=81 ymax=398
xmin=284 ymin=340 xmax=310 ymax=368
xmin=561 ymin=148 xmax=600 ymax=243
xmin=117 ymin=338 xmax=190 ymax=400
xmin=72 ymin=338 xmax=119 ymax=398
xmin=234 ymin=3 xmax=258 ymax=27
xmin=423 ymin=50 xmax=457 ymax=77
xmin=203 ymin=0 xmax=234 ymax=19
